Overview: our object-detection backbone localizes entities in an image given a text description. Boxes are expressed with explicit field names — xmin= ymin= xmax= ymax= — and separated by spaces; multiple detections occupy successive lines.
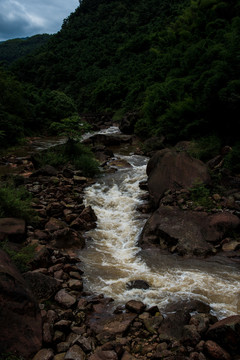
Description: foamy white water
xmin=79 ymin=138 xmax=240 ymax=319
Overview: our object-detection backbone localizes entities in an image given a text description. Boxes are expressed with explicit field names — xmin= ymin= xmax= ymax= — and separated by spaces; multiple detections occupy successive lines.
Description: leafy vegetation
xmin=0 ymin=0 xmax=239 ymax=171
xmin=189 ymin=180 xmax=213 ymax=208
xmin=0 ymin=183 xmax=37 ymax=223
xmin=188 ymin=135 xmax=221 ymax=162
xmin=0 ymin=241 xmax=37 ymax=273
xmin=0 ymin=353 xmax=25 ymax=360
xmin=33 ymin=142 xmax=100 ymax=177
xmin=0 ymin=34 xmax=51 ymax=64
xmin=223 ymin=142 xmax=240 ymax=174
xmin=8 ymin=0 xmax=239 ymax=147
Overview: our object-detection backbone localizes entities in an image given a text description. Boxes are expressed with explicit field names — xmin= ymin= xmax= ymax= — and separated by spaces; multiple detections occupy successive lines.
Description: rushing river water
xmin=78 ymin=128 xmax=240 ymax=319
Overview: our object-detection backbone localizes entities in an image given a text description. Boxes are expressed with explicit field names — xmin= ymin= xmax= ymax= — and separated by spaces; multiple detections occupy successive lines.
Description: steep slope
xmin=8 ymin=0 xmax=240 ymax=145
xmin=0 ymin=34 xmax=52 ymax=64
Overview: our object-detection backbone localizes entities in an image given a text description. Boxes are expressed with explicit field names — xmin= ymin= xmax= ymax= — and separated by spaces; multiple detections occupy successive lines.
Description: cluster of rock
xmin=2 ymin=237 xmax=240 ymax=360
xmin=1 ymin=130 xmax=240 ymax=360
xmin=138 ymin=148 xmax=240 ymax=259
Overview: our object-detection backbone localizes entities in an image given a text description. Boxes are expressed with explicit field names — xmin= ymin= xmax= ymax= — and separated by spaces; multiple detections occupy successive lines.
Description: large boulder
xmin=146 ymin=149 xmax=210 ymax=207
xmin=206 ymin=315 xmax=240 ymax=355
xmin=88 ymin=312 xmax=136 ymax=342
xmin=0 ymin=249 xmax=42 ymax=358
xmin=0 ymin=217 xmax=26 ymax=242
xmin=83 ymin=134 xmax=132 ymax=147
xmin=23 ymin=271 xmax=61 ymax=301
xmin=139 ymin=206 xmax=240 ymax=256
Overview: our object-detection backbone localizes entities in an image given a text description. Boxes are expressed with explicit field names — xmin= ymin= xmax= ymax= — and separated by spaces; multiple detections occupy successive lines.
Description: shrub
xmin=189 ymin=180 xmax=213 ymax=208
xmin=73 ymin=154 xmax=100 ymax=177
xmin=0 ymin=353 xmax=25 ymax=360
xmin=0 ymin=241 xmax=37 ymax=272
xmin=32 ymin=147 xmax=68 ymax=168
xmin=32 ymin=142 xmax=100 ymax=177
xmin=0 ymin=184 xmax=37 ymax=223
xmin=223 ymin=142 xmax=240 ymax=174
xmin=188 ymin=135 xmax=221 ymax=162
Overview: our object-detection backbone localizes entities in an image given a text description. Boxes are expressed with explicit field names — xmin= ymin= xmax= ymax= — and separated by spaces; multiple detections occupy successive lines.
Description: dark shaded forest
xmin=1 ymin=0 xmax=240 ymax=158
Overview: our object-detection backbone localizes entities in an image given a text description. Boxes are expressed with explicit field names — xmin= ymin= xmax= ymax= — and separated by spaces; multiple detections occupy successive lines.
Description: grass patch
xmin=0 ymin=354 xmax=25 ymax=360
xmin=189 ymin=181 xmax=213 ymax=209
xmin=33 ymin=141 xmax=100 ymax=177
xmin=0 ymin=241 xmax=37 ymax=273
xmin=0 ymin=183 xmax=37 ymax=224
xmin=188 ymin=135 xmax=221 ymax=162
xmin=223 ymin=142 xmax=240 ymax=174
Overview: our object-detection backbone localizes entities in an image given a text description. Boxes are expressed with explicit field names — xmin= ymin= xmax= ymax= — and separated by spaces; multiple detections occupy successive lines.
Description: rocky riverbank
xmin=1 ymin=129 xmax=240 ymax=360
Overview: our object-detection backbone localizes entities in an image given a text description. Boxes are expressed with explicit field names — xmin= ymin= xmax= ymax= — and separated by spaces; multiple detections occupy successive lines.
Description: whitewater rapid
xmin=78 ymin=128 xmax=240 ymax=319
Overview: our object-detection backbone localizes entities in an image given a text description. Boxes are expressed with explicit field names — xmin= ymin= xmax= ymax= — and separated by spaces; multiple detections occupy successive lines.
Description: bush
xmin=32 ymin=147 xmax=68 ymax=168
xmin=189 ymin=181 xmax=213 ymax=208
xmin=0 ymin=184 xmax=37 ymax=223
xmin=188 ymin=135 xmax=221 ymax=162
xmin=0 ymin=354 xmax=25 ymax=360
xmin=0 ymin=241 xmax=37 ymax=273
xmin=33 ymin=141 xmax=100 ymax=177
xmin=223 ymin=142 xmax=240 ymax=174
xmin=73 ymin=154 xmax=100 ymax=177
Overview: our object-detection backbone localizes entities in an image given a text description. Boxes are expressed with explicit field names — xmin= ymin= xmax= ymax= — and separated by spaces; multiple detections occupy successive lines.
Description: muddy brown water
xmin=2 ymin=127 xmax=240 ymax=318
xmin=79 ymin=131 xmax=240 ymax=319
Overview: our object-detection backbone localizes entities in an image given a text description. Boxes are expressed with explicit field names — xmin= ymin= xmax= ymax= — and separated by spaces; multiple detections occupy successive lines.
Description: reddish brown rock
xmin=206 ymin=213 xmax=240 ymax=243
xmin=146 ymin=149 xmax=210 ymax=207
xmin=0 ymin=249 xmax=42 ymax=358
xmin=55 ymin=289 xmax=76 ymax=308
xmin=65 ymin=344 xmax=86 ymax=360
xmin=45 ymin=217 xmax=66 ymax=232
xmin=23 ymin=271 xmax=61 ymax=301
xmin=206 ymin=315 xmax=240 ymax=354
xmin=0 ymin=217 xmax=26 ymax=241
xmin=121 ymin=351 xmax=137 ymax=360
xmin=89 ymin=312 xmax=136 ymax=339
xmin=80 ymin=205 xmax=97 ymax=223
xmin=89 ymin=349 xmax=118 ymax=360
xmin=125 ymin=300 xmax=146 ymax=314
xmin=50 ymin=228 xmax=85 ymax=249
xmin=204 ymin=340 xmax=231 ymax=360
xmin=32 ymin=348 xmax=54 ymax=360
xmin=139 ymin=206 xmax=240 ymax=256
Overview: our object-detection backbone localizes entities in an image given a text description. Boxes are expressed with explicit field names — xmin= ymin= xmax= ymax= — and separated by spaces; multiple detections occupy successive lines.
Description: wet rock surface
xmin=146 ymin=149 xmax=210 ymax=207
xmin=0 ymin=249 xmax=42 ymax=359
xmin=1 ymin=130 xmax=240 ymax=360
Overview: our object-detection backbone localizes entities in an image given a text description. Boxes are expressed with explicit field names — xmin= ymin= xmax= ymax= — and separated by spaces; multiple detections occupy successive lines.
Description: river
xmin=78 ymin=127 xmax=240 ymax=319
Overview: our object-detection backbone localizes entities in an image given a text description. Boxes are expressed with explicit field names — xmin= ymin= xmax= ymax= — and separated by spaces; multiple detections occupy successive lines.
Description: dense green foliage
xmin=33 ymin=142 xmax=100 ymax=177
xmin=0 ymin=241 xmax=37 ymax=273
xmin=0 ymin=182 xmax=37 ymax=223
xmin=0 ymin=67 xmax=77 ymax=146
xmin=0 ymin=0 xmax=240 ymax=157
xmin=0 ymin=34 xmax=51 ymax=64
xmin=10 ymin=0 xmax=240 ymax=146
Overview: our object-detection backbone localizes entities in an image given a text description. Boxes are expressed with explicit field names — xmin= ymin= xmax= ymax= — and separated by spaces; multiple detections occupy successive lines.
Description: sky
xmin=0 ymin=0 xmax=80 ymax=41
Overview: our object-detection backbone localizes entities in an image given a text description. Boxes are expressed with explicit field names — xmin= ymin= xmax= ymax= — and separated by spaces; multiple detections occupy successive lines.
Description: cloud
xmin=0 ymin=0 xmax=79 ymax=41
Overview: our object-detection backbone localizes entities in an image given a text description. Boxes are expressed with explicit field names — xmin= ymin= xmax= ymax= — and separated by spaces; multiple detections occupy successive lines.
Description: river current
xmin=78 ymin=127 xmax=240 ymax=319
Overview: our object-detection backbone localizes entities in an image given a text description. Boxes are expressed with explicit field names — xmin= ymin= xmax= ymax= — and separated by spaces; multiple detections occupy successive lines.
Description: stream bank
xmin=0 ymin=126 xmax=240 ymax=360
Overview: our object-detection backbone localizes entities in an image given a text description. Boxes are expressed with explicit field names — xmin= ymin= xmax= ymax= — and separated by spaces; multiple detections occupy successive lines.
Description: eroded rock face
xmin=146 ymin=149 xmax=210 ymax=207
xmin=0 ymin=249 xmax=42 ymax=358
xmin=139 ymin=206 xmax=240 ymax=256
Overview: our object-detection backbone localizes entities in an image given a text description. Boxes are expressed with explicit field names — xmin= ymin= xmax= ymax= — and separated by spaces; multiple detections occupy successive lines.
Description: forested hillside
xmin=1 ymin=0 xmax=240 ymax=150
xmin=0 ymin=34 xmax=51 ymax=64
